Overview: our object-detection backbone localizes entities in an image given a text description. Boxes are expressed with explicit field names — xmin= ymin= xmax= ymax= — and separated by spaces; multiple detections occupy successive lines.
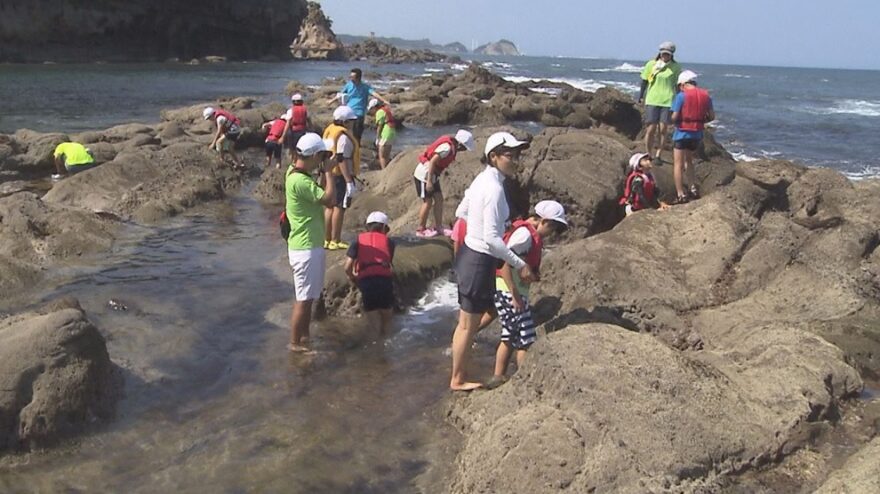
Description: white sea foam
xmin=590 ymin=62 xmax=642 ymax=73
xmin=503 ymin=76 xmax=639 ymax=95
xmin=450 ymin=63 xmax=469 ymax=71
xmin=798 ymin=99 xmax=880 ymax=117
xmin=551 ymin=63 xmax=562 ymax=68
xmin=731 ymin=152 xmax=760 ymax=162
xmin=842 ymin=165 xmax=880 ymax=181
xmin=423 ymin=67 xmax=445 ymax=73
xmin=723 ymin=73 xmax=751 ymax=79
xmin=731 ymin=149 xmax=784 ymax=162
xmin=482 ymin=61 xmax=513 ymax=70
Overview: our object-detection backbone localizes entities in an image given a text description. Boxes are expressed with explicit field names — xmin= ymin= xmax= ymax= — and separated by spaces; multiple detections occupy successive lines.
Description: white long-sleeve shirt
xmin=463 ymin=166 xmax=527 ymax=270
xmin=454 ymin=187 xmax=471 ymax=219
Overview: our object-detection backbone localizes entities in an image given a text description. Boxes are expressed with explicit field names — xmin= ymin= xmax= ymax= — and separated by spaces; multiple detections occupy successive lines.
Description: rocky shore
xmin=1 ymin=61 xmax=878 ymax=491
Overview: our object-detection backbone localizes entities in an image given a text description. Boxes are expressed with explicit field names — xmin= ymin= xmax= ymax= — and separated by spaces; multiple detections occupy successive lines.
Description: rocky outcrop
xmin=474 ymin=39 xmax=521 ymax=56
xmin=0 ymin=299 xmax=120 ymax=452
xmin=815 ymin=437 xmax=880 ymax=493
xmin=0 ymin=0 xmax=307 ymax=63
xmin=345 ymin=39 xmax=456 ymax=64
xmin=290 ymin=1 xmax=345 ymax=61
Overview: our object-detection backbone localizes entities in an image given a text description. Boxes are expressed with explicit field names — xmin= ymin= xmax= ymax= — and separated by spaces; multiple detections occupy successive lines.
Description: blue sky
xmin=318 ymin=0 xmax=879 ymax=70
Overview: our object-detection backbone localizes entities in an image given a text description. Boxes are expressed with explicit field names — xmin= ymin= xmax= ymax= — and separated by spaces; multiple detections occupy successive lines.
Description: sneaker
xmin=335 ymin=240 xmax=350 ymax=249
xmin=324 ymin=240 xmax=331 ymax=249
xmin=688 ymin=185 xmax=701 ymax=200
xmin=441 ymin=227 xmax=454 ymax=237
xmin=51 ymin=173 xmax=64 ymax=181
xmin=672 ymin=194 xmax=690 ymax=205
xmin=416 ymin=228 xmax=439 ymax=238
xmin=327 ymin=240 xmax=341 ymax=250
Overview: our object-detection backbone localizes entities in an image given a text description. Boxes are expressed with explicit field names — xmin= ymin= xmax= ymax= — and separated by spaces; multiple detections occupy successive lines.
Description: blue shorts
xmin=674 ymin=138 xmax=700 ymax=151
xmin=644 ymin=105 xmax=672 ymax=125
xmin=494 ymin=290 xmax=537 ymax=350
xmin=357 ymin=276 xmax=394 ymax=311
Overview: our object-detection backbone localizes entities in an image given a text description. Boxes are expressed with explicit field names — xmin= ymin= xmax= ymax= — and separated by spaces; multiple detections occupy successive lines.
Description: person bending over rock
xmin=344 ymin=211 xmax=396 ymax=336
xmin=282 ymin=93 xmax=311 ymax=163
xmin=489 ymin=200 xmax=568 ymax=387
xmin=327 ymin=68 xmax=390 ymax=143
xmin=639 ymin=41 xmax=681 ymax=163
xmin=203 ymin=106 xmax=245 ymax=168
xmin=285 ymin=133 xmax=336 ymax=353
xmin=322 ymin=106 xmax=360 ymax=250
xmin=620 ymin=153 xmax=670 ymax=215
xmin=261 ymin=112 xmax=289 ymax=169
xmin=52 ymin=141 xmax=95 ymax=180
xmin=413 ymin=130 xmax=475 ymax=238
xmin=451 ymin=132 xmax=535 ymax=391
xmin=367 ymin=98 xmax=397 ymax=169
xmin=670 ymin=70 xmax=715 ymax=204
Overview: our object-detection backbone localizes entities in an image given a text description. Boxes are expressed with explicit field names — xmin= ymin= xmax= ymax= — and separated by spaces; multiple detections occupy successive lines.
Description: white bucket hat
xmin=333 ymin=105 xmax=357 ymax=121
xmin=659 ymin=41 xmax=676 ymax=55
xmin=366 ymin=211 xmax=390 ymax=226
xmin=535 ymin=200 xmax=568 ymax=226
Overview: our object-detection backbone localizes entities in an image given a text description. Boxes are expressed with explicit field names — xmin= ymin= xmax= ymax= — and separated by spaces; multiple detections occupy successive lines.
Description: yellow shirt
xmin=322 ymin=124 xmax=360 ymax=177
xmin=53 ymin=142 xmax=94 ymax=166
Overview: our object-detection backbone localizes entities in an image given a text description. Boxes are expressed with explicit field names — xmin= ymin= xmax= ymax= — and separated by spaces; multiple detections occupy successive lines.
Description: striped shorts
xmin=493 ymin=291 xmax=537 ymax=350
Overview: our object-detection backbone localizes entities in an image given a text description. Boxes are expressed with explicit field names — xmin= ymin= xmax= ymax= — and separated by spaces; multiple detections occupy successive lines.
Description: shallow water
xmin=0 ymin=185 xmax=471 ymax=492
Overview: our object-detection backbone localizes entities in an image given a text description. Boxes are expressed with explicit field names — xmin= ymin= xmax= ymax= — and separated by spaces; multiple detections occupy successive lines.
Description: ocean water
xmin=1 ymin=55 xmax=878 ymax=179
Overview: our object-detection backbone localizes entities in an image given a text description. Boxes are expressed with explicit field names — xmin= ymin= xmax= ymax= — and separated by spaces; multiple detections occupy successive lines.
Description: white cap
xmin=333 ymin=105 xmax=357 ymax=121
xmin=454 ymin=129 xmax=475 ymax=151
xmin=296 ymin=132 xmax=333 ymax=157
xmin=366 ymin=211 xmax=390 ymax=226
xmin=202 ymin=107 xmax=215 ymax=120
xmin=484 ymin=131 xmax=529 ymax=158
xmin=291 ymin=93 xmax=303 ymax=102
xmin=629 ymin=152 xmax=652 ymax=169
xmin=281 ymin=109 xmax=292 ymax=120
xmin=659 ymin=41 xmax=676 ymax=54
xmin=678 ymin=70 xmax=698 ymax=85
xmin=535 ymin=200 xmax=568 ymax=226
xmin=367 ymin=98 xmax=380 ymax=111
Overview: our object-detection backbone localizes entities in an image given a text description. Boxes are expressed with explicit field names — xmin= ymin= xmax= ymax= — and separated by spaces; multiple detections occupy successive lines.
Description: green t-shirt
xmin=375 ymin=109 xmax=396 ymax=141
xmin=285 ymin=168 xmax=325 ymax=250
xmin=640 ymin=60 xmax=681 ymax=108
xmin=53 ymin=142 xmax=94 ymax=166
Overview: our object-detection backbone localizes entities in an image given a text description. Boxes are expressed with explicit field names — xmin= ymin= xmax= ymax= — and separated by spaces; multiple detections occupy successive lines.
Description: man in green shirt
xmin=52 ymin=141 xmax=96 ymax=180
xmin=285 ymin=132 xmax=337 ymax=352
xmin=638 ymin=41 xmax=682 ymax=163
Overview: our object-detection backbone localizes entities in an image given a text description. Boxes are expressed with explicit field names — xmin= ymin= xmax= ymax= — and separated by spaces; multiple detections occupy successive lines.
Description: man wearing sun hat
xmin=670 ymin=70 xmax=715 ymax=203
xmin=285 ymin=132 xmax=336 ymax=353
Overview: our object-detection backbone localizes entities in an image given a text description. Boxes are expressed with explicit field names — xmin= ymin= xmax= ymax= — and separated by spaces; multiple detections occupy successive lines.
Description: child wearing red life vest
xmin=619 ymin=153 xmax=670 ymax=216
xmin=489 ymin=200 xmax=569 ymax=387
xmin=261 ymin=112 xmax=290 ymax=169
xmin=344 ymin=211 xmax=396 ymax=335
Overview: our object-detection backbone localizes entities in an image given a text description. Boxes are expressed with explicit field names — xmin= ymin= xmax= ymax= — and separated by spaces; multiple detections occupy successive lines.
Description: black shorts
xmin=413 ymin=176 xmax=441 ymax=199
xmin=225 ymin=131 xmax=240 ymax=142
xmin=265 ymin=140 xmax=282 ymax=158
xmin=352 ymin=116 xmax=365 ymax=143
xmin=329 ymin=175 xmax=352 ymax=209
xmin=455 ymin=243 xmax=498 ymax=314
xmin=285 ymin=130 xmax=306 ymax=150
xmin=674 ymin=138 xmax=700 ymax=151
xmin=358 ymin=276 xmax=394 ymax=311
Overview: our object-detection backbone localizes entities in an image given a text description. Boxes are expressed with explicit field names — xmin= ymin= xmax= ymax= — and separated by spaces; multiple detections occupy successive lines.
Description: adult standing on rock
xmin=413 ymin=130 xmax=475 ymax=238
xmin=670 ymin=70 xmax=715 ymax=203
xmin=322 ymin=105 xmax=360 ymax=250
xmin=282 ymin=93 xmax=310 ymax=163
xmin=450 ymin=132 xmax=535 ymax=391
xmin=285 ymin=133 xmax=336 ymax=352
xmin=51 ymin=141 xmax=95 ymax=180
xmin=639 ymin=41 xmax=681 ymax=163
xmin=327 ymin=68 xmax=390 ymax=143
xmin=367 ymin=98 xmax=397 ymax=169
xmin=203 ymin=106 xmax=245 ymax=168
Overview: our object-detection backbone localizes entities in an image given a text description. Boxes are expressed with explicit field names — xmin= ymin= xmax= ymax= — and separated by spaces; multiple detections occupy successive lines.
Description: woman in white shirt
xmin=450 ymin=132 xmax=536 ymax=391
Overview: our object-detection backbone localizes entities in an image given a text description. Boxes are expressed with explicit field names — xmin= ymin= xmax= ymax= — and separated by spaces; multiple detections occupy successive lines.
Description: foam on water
xmin=842 ymin=166 xmax=880 ymax=181
xmin=393 ymin=278 xmax=458 ymax=344
xmin=723 ymin=73 xmax=751 ymax=78
xmin=797 ymin=99 xmax=880 ymax=117
xmin=590 ymin=62 xmax=642 ymax=73
xmin=450 ymin=63 xmax=469 ymax=71
xmin=503 ymin=75 xmax=639 ymax=95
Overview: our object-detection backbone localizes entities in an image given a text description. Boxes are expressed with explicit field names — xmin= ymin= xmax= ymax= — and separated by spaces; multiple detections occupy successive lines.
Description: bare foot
xmin=287 ymin=343 xmax=311 ymax=353
xmin=450 ymin=381 xmax=483 ymax=392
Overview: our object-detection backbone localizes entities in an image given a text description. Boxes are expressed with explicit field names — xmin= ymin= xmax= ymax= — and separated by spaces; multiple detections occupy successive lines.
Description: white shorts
xmin=288 ymin=248 xmax=326 ymax=301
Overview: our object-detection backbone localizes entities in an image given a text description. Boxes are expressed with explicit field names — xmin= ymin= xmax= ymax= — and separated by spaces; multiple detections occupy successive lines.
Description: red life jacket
xmin=418 ymin=136 xmax=458 ymax=172
xmin=356 ymin=231 xmax=393 ymax=280
xmin=267 ymin=119 xmax=286 ymax=141
xmin=380 ymin=106 xmax=397 ymax=128
xmin=619 ymin=170 xmax=656 ymax=211
xmin=678 ymin=86 xmax=711 ymax=132
xmin=495 ymin=220 xmax=543 ymax=277
xmin=289 ymin=105 xmax=308 ymax=132
xmin=214 ymin=109 xmax=241 ymax=128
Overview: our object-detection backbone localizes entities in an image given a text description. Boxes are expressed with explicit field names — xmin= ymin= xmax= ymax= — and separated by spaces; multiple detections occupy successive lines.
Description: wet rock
xmin=449 ymin=323 xmax=860 ymax=493
xmin=815 ymin=437 xmax=880 ymax=493
xmin=0 ymin=303 xmax=120 ymax=452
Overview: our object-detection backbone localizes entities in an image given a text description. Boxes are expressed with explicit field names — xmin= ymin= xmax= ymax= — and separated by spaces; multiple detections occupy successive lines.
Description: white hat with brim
xmin=535 ymin=200 xmax=568 ymax=226
xmin=484 ymin=131 xmax=529 ymax=158
xmin=629 ymin=152 xmax=652 ymax=169
xmin=367 ymin=98 xmax=380 ymax=111
xmin=454 ymin=129 xmax=475 ymax=151
xmin=677 ymin=70 xmax=698 ymax=85
xmin=333 ymin=105 xmax=357 ymax=121
xmin=296 ymin=133 xmax=333 ymax=157
xmin=202 ymin=107 xmax=215 ymax=120
xmin=366 ymin=211 xmax=390 ymax=226
xmin=291 ymin=93 xmax=303 ymax=102
xmin=658 ymin=41 xmax=676 ymax=55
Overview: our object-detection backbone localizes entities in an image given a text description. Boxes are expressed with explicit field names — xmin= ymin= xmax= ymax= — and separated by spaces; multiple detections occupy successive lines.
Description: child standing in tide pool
xmin=344 ymin=211 xmax=396 ymax=335
xmin=489 ymin=200 xmax=568 ymax=387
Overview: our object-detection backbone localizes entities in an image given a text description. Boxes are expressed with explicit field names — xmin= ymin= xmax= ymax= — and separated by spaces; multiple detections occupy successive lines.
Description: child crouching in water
xmin=490 ymin=200 xmax=568 ymax=386
xmin=345 ymin=211 xmax=396 ymax=335
xmin=620 ymin=152 xmax=670 ymax=216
